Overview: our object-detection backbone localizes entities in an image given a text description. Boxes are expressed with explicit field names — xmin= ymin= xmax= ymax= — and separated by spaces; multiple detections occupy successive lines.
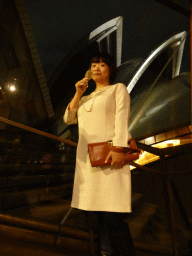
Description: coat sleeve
xmin=112 ymin=83 xmax=132 ymax=147
xmin=63 ymin=103 xmax=78 ymax=124
xmin=63 ymin=96 xmax=85 ymax=124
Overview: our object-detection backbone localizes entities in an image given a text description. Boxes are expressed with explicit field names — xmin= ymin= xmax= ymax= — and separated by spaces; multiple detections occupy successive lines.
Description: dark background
xmin=24 ymin=0 xmax=190 ymax=79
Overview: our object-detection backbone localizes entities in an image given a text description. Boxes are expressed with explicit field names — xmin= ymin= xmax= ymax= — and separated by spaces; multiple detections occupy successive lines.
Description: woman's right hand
xmin=75 ymin=78 xmax=89 ymax=97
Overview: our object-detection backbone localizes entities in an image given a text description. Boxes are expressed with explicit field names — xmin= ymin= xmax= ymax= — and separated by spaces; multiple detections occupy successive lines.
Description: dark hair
xmin=89 ymin=52 xmax=117 ymax=83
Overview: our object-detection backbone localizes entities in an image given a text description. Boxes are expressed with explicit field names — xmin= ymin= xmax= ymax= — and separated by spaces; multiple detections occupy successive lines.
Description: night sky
xmin=24 ymin=0 xmax=190 ymax=79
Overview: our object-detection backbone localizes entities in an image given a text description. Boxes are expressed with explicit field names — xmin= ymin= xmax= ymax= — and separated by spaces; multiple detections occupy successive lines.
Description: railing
xmin=0 ymin=116 xmax=192 ymax=255
xmin=136 ymin=142 xmax=192 ymax=256
xmin=0 ymin=117 xmax=78 ymax=147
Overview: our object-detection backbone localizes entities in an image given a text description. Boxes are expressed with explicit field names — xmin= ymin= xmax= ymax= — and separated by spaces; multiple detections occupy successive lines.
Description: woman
xmin=64 ymin=52 xmax=135 ymax=256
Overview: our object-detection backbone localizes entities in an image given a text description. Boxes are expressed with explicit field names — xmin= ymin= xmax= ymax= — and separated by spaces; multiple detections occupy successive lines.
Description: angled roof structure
xmin=127 ymin=31 xmax=187 ymax=94
xmin=2 ymin=0 xmax=189 ymax=141
xmin=15 ymin=0 xmax=54 ymax=118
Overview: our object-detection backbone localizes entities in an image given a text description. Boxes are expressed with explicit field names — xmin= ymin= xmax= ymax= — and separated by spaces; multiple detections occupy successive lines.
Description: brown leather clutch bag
xmin=88 ymin=138 xmax=141 ymax=167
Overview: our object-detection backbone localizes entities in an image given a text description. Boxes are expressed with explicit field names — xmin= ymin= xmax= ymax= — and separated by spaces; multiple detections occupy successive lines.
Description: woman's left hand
xmin=105 ymin=151 xmax=125 ymax=168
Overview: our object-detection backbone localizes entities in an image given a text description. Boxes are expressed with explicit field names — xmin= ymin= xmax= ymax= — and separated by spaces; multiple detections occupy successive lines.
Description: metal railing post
xmin=160 ymin=155 xmax=179 ymax=256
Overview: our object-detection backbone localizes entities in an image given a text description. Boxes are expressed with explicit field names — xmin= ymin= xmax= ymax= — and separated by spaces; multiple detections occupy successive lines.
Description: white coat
xmin=64 ymin=83 xmax=132 ymax=212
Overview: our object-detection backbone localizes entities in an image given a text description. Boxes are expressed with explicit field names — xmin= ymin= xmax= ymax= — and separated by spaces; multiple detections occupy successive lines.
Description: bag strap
xmin=110 ymin=146 xmax=141 ymax=154
xmin=109 ymin=138 xmax=141 ymax=153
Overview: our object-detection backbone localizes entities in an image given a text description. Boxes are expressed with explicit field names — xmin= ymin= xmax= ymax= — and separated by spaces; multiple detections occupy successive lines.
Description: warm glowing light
xmin=6 ymin=78 xmax=18 ymax=92
xmin=153 ymin=140 xmax=180 ymax=148
xmin=9 ymin=85 xmax=16 ymax=92
xmin=130 ymin=139 xmax=180 ymax=170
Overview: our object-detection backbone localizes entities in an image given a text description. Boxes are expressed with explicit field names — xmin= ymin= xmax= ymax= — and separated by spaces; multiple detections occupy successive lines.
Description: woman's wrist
xmin=68 ymin=92 xmax=82 ymax=110
xmin=75 ymin=91 xmax=82 ymax=99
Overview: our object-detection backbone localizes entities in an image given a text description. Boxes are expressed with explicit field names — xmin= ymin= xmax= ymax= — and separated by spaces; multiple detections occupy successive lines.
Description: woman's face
xmin=90 ymin=60 xmax=110 ymax=84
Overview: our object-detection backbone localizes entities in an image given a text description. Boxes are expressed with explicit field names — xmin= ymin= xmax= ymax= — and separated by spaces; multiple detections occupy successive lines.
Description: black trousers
xmin=83 ymin=210 xmax=135 ymax=256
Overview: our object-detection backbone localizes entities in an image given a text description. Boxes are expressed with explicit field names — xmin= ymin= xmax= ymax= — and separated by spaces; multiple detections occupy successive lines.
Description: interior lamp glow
xmin=9 ymin=85 xmax=16 ymax=92
xmin=130 ymin=139 xmax=180 ymax=170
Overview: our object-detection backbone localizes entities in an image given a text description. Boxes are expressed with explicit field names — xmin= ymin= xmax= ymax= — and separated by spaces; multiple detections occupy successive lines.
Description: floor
xmin=1 ymin=199 xmax=191 ymax=256
xmin=0 ymin=230 xmax=191 ymax=256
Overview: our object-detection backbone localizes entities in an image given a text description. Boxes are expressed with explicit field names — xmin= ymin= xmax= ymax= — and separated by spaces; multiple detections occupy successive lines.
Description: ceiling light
xmin=9 ymin=85 xmax=16 ymax=92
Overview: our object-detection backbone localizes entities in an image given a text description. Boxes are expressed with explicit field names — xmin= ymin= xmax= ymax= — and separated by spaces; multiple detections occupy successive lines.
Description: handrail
xmin=58 ymin=124 xmax=76 ymax=137
xmin=0 ymin=117 xmax=77 ymax=147
xmin=1 ymin=116 xmax=191 ymax=173
xmin=0 ymin=116 xmax=161 ymax=170
xmin=0 ymin=117 xmax=145 ymax=169
xmin=137 ymin=141 xmax=192 ymax=157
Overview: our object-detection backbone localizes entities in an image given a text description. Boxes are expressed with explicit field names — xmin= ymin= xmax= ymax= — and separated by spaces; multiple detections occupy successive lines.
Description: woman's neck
xmin=95 ymin=81 xmax=110 ymax=91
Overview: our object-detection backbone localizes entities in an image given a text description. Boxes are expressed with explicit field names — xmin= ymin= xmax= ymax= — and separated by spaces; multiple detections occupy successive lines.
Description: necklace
xmin=82 ymin=85 xmax=110 ymax=112
xmin=94 ymin=86 xmax=107 ymax=92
